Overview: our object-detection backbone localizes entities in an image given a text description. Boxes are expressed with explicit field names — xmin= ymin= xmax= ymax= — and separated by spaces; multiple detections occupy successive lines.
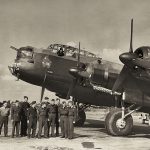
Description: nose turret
xmin=8 ymin=61 xmax=21 ymax=80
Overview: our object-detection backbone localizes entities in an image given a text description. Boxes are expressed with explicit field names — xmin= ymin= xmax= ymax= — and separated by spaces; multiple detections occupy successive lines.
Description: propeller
xmin=40 ymin=72 xmax=47 ymax=102
xmin=112 ymin=19 xmax=134 ymax=92
xmin=66 ymin=42 xmax=81 ymax=100
xmin=40 ymin=56 xmax=51 ymax=102
xmin=129 ymin=19 xmax=133 ymax=53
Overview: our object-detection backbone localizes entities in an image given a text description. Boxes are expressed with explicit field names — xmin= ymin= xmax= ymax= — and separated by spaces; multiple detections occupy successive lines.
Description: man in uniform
xmin=59 ymin=101 xmax=68 ymax=138
xmin=27 ymin=101 xmax=37 ymax=138
xmin=0 ymin=102 xmax=10 ymax=137
xmin=47 ymin=99 xmax=57 ymax=137
xmin=38 ymin=102 xmax=48 ymax=138
xmin=11 ymin=100 xmax=21 ymax=138
xmin=67 ymin=101 xmax=76 ymax=139
xmin=43 ymin=97 xmax=50 ymax=105
xmin=20 ymin=96 xmax=30 ymax=137
xmin=43 ymin=96 xmax=50 ymax=137
xmin=55 ymin=98 xmax=61 ymax=136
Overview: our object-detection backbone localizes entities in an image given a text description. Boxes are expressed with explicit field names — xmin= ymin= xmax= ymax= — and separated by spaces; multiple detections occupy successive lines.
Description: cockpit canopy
xmin=17 ymin=46 xmax=34 ymax=60
xmin=47 ymin=44 xmax=97 ymax=58
xmin=134 ymin=46 xmax=150 ymax=59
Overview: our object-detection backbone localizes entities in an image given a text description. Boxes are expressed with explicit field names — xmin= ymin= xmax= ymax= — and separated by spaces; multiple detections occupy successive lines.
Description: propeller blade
xmin=112 ymin=66 xmax=129 ymax=92
xmin=66 ymin=42 xmax=81 ymax=100
xmin=129 ymin=19 xmax=133 ymax=53
xmin=66 ymin=79 xmax=77 ymax=100
xmin=77 ymin=42 xmax=81 ymax=68
xmin=40 ymin=86 xmax=45 ymax=102
xmin=40 ymin=72 xmax=47 ymax=102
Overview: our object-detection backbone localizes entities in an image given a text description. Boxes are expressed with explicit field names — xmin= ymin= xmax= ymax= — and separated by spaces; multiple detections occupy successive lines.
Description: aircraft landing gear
xmin=105 ymin=108 xmax=133 ymax=136
xmin=105 ymin=93 xmax=141 ymax=136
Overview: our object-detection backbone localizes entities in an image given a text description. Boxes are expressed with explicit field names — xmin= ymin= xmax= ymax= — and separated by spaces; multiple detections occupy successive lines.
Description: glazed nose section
xmin=119 ymin=52 xmax=136 ymax=65
xmin=8 ymin=62 xmax=21 ymax=76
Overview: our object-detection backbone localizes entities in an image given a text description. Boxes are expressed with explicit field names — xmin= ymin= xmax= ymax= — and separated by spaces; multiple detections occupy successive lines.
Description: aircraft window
xmin=66 ymin=50 xmax=74 ymax=56
xmin=53 ymin=45 xmax=58 ymax=50
xmin=135 ymin=49 xmax=143 ymax=59
xmin=80 ymin=51 xmax=85 ymax=56
xmin=57 ymin=47 xmax=65 ymax=56
xmin=20 ymin=50 xmax=33 ymax=59
xmin=147 ymin=49 xmax=150 ymax=57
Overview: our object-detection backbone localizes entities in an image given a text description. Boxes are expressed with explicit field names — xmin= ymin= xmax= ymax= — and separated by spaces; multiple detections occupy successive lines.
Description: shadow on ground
xmin=77 ymin=119 xmax=150 ymax=139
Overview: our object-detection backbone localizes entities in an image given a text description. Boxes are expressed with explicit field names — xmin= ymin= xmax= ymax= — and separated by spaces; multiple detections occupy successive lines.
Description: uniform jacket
xmin=59 ymin=106 xmax=68 ymax=116
xmin=11 ymin=106 xmax=21 ymax=121
xmin=20 ymin=102 xmax=30 ymax=117
xmin=0 ymin=107 xmax=10 ymax=117
xmin=47 ymin=104 xmax=57 ymax=116
xmin=38 ymin=107 xmax=48 ymax=118
xmin=68 ymin=106 xmax=77 ymax=121
xmin=27 ymin=106 xmax=37 ymax=120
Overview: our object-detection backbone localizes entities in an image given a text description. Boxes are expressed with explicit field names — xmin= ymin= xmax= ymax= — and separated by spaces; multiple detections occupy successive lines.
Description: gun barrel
xmin=10 ymin=46 xmax=18 ymax=51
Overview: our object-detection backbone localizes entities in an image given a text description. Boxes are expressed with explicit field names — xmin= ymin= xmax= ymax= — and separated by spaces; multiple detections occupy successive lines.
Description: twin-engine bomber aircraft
xmin=9 ymin=19 xmax=150 ymax=136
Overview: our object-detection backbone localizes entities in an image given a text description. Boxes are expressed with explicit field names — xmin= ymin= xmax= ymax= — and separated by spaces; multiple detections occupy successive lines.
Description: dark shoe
xmin=51 ymin=134 xmax=55 ymax=137
xmin=55 ymin=133 xmax=59 ymax=137
xmin=61 ymin=136 xmax=65 ymax=138
xmin=27 ymin=135 xmax=30 ymax=139
xmin=31 ymin=135 xmax=35 ymax=138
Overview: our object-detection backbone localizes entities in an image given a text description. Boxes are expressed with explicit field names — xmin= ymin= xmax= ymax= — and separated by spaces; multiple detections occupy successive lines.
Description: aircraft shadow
xmin=76 ymin=119 xmax=150 ymax=138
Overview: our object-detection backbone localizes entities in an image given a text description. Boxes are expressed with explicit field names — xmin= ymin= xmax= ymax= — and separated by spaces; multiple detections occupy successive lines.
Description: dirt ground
xmin=0 ymin=109 xmax=150 ymax=150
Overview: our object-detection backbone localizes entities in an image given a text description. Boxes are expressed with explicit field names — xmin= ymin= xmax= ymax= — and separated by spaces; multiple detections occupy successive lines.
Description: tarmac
xmin=0 ymin=109 xmax=150 ymax=150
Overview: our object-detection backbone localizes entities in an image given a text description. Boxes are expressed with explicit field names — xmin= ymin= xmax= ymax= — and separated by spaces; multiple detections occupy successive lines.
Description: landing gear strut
xmin=105 ymin=92 xmax=141 ymax=136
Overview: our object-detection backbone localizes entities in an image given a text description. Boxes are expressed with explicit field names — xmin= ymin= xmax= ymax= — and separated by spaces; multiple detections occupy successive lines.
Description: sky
xmin=0 ymin=0 xmax=150 ymax=101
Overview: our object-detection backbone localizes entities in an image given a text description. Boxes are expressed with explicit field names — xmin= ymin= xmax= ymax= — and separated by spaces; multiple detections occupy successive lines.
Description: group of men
xmin=0 ymin=96 xmax=77 ymax=140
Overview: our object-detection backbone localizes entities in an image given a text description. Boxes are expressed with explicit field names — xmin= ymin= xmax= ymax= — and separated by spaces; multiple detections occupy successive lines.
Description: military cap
xmin=24 ymin=96 xmax=28 ymax=99
xmin=3 ymin=101 xmax=7 ymax=105
xmin=41 ymin=102 xmax=46 ymax=105
xmin=62 ymin=101 xmax=66 ymax=104
xmin=51 ymin=99 xmax=55 ymax=101
xmin=68 ymin=101 xmax=73 ymax=104
xmin=31 ymin=101 xmax=36 ymax=105
xmin=56 ymin=98 xmax=60 ymax=101
xmin=15 ymin=100 xmax=19 ymax=103
xmin=44 ymin=97 xmax=49 ymax=100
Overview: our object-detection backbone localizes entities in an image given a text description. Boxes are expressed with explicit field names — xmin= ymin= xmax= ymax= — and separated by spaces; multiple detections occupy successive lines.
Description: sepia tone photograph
xmin=0 ymin=0 xmax=150 ymax=149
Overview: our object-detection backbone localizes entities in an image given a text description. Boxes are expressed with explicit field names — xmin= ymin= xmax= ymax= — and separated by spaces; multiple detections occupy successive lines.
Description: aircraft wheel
xmin=105 ymin=108 xmax=120 ymax=135
xmin=75 ymin=110 xmax=86 ymax=127
xmin=105 ymin=109 xmax=133 ymax=136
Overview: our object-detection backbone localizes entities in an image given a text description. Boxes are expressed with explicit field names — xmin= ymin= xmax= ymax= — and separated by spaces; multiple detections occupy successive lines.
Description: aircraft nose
xmin=8 ymin=62 xmax=21 ymax=76
xmin=119 ymin=52 xmax=136 ymax=65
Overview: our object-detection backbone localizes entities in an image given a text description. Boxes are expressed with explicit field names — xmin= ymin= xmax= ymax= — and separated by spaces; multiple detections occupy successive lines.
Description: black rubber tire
xmin=75 ymin=110 xmax=86 ymax=127
xmin=105 ymin=109 xmax=133 ymax=136
xmin=105 ymin=108 xmax=120 ymax=135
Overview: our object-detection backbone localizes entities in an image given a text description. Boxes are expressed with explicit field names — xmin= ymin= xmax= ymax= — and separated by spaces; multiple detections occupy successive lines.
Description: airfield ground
xmin=0 ymin=109 xmax=150 ymax=150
